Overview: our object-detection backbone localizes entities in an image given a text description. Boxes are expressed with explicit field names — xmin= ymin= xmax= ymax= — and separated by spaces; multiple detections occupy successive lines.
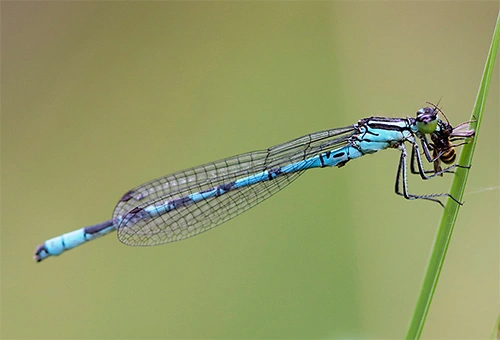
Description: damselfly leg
xmin=394 ymin=140 xmax=461 ymax=207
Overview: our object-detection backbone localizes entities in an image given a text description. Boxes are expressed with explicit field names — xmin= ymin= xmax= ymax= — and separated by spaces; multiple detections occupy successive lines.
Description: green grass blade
xmin=406 ymin=11 xmax=500 ymax=339
xmin=490 ymin=314 xmax=500 ymax=339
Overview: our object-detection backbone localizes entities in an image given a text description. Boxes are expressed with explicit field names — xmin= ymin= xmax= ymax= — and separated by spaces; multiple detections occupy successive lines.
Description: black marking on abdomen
xmin=129 ymin=206 xmax=143 ymax=214
xmin=171 ymin=196 xmax=193 ymax=209
xmin=84 ymin=220 xmax=114 ymax=234
xmin=333 ymin=152 xmax=345 ymax=158
xmin=268 ymin=167 xmax=282 ymax=180
xmin=34 ymin=244 xmax=48 ymax=262
xmin=319 ymin=154 xmax=325 ymax=167
xmin=218 ymin=182 xmax=236 ymax=192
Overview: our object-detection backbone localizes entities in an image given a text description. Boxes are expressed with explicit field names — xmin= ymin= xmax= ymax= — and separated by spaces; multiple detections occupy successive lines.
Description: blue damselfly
xmin=34 ymin=103 xmax=474 ymax=262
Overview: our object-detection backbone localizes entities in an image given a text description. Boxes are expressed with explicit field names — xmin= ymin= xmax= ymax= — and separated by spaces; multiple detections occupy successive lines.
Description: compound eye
xmin=416 ymin=107 xmax=437 ymax=122
xmin=416 ymin=107 xmax=438 ymax=134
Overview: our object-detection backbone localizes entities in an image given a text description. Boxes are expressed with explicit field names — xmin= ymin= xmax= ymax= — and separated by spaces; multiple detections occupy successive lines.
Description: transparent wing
xmin=115 ymin=125 xmax=356 ymax=246
xmin=450 ymin=121 xmax=475 ymax=139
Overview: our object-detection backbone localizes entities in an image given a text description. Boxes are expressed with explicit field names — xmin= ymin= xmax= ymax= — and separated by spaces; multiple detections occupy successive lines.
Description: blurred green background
xmin=2 ymin=2 xmax=498 ymax=339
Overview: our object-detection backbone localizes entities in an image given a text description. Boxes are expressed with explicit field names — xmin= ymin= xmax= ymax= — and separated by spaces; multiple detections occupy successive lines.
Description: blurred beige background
xmin=2 ymin=2 xmax=498 ymax=339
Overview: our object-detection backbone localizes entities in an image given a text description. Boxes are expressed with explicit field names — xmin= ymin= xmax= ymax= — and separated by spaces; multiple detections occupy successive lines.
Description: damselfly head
xmin=416 ymin=107 xmax=439 ymax=134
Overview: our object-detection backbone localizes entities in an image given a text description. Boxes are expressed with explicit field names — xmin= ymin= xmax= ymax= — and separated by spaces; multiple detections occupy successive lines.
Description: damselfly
xmin=34 ymin=103 xmax=474 ymax=262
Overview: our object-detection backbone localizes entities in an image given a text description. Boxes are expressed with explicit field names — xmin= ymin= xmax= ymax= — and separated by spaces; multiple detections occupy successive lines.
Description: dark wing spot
xmin=120 ymin=190 xmax=135 ymax=202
